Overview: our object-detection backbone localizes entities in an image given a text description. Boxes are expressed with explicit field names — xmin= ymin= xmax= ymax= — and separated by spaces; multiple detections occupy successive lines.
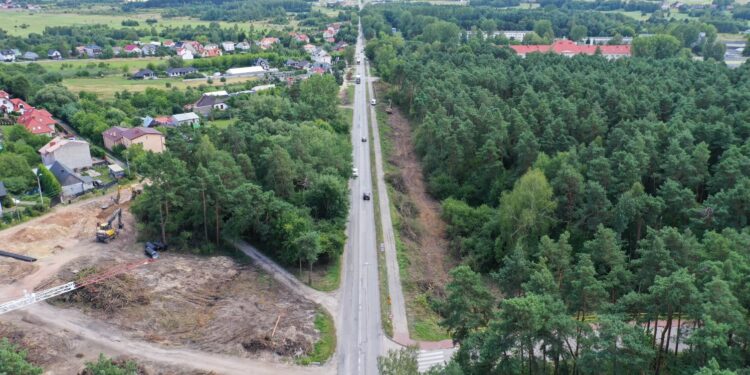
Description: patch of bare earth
xmin=45 ymin=253 xmax=319 ymax=361
xmin=0 ymin=321 xmax=210 ymax=374
xmin=379 ymin=86 xmax=457 ymax=303
xmin=0 ymin=191 xmax=320 ymax=371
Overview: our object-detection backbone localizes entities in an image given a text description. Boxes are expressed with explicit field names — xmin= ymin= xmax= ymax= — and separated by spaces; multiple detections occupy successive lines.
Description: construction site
xmin=0 ymin=187 xmax=325 ymax=374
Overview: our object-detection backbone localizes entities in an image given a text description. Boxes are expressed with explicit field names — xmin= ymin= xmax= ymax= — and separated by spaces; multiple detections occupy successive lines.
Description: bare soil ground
xmin=0 ymin=191 xmax=320 ymax=373
xmin=384 ymin=101 xmax=455 ymax=295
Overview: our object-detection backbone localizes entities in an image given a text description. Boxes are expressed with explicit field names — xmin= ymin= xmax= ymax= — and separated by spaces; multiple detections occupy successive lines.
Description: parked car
xmin=370 ymin=99 xmax=376 ymax=106
xmin=363 ymin=192 xmax=371 ymax=200
xmin=352 ymin=168 xmax=359 ymax=178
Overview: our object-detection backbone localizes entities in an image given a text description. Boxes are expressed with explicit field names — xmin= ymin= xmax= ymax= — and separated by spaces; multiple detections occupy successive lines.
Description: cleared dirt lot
xmin=0 ymin=192 xmax=321 ymax=373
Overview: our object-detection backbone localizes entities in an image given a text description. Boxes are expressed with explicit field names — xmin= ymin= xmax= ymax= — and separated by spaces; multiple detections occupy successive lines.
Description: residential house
xmin=0 ymin=50 xmax=15 ymax=62
xmin=0 ymin=90 xmax=13 ymax=114
xmin=47 ymin=50 xmax=62 ymax=60
xmin=38 ymin=137 xmax=93 ymax=171
xmin=303 ymin=44 xmax=317 ymax=54
xmin=312 ymin=49 xmax=332 ymax=64
xmin=323 ymin=28 xmax=336 ymax=40
xmin=310 ymin=64 xmax=329 ymax=75
xmin=0 ymin=181 xmax=6 ymax=215
xmin=192 ymin=93 xmax=230 ymax=116
xmin=285 ymin=59 xmax=310 ymax=70
xmin=167 ymin=67 xmax=198 ymax=77
xmin=235 ymin=41 xmax=251 ymax=51
xmin=17 ymin=108 xmax=56 ymax=136
xmin=163 ymin=40 xmax=176 ymax=48
xmin=291 ymin=32 xmax=310 ymax=44
xmin=222 ymin=41 xmax=235 ymax=52
xmin=112 ymin=47 xmax=123 ymax=56
xmin=84 ymin=44 xmax=102 ymax=57
xmin=333 ymin=41 xmax=349 ymax=52
xmin=259 ymin=37 xmax=280 ymax=50
xmin=22 ymin=51 xmax=39 ymax=61
xmin=102 ymin=126 xmax=166 ymax=153
xmin=10 ymin=98 xmax=31 ymax=114
xmin=132 ymin=69 xmax=156 ymax=79
xmin=47 ymin=161 xmax=94 ymax=198
xmin=509 ymin=39 xmax=631 ymax=60
xmin=141 ymin=44 xmax=158 ymax=56
xmin=176 ymin=48 xmax=194 ymax=60
xmin=200 ymin=44 xmax=222 ymax=58
xmin=123 ymin=44 xmax=142 ymax=55
xmin=182 ymin=41 xmax=203 ymax=55
xmin=143 ymin=115 xmax=174 ymax=127
xmin=171 ymin=112 xmax=200 ymax=127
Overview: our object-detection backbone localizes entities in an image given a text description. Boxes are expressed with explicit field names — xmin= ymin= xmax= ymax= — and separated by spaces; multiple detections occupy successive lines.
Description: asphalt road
xmin=336 ymin=23 xmax=383 ymax=375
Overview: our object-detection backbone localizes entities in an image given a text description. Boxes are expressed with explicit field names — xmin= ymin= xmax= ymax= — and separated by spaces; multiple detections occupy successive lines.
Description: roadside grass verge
xmin=366 ymin=76 xmax=394 ymax=337
xmin=298 ymin=309 xmax=336 ymax=365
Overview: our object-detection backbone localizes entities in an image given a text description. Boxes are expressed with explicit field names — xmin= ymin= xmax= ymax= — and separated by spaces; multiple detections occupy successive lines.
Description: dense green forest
xmin=130 ymin=74 xmax=351 ymax=272
xmin=362 ymin=5 xmax=726 ymax=60
xmin=365 ymin=5 xmax=750 ymax=374
xmin=124 ymin=0 xmax=312 ymax=22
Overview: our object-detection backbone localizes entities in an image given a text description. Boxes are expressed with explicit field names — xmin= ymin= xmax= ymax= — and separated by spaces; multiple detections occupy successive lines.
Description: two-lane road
xmin=337 ymin=23 xmax=383 ymax=375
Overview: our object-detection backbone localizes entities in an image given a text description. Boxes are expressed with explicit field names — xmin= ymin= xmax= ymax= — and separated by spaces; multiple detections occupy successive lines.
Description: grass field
xmin=1 ymin=9 xmax=291 ymax=37
xmin=64 ymin=75 xmax=259 ymax=98
xmin=604 ymin=10 xmax=651 ymax=21
xmin=30 ymin=57 xmax=168 ymax=73
xmin=208 ymin=119 xmax=236 ymax=129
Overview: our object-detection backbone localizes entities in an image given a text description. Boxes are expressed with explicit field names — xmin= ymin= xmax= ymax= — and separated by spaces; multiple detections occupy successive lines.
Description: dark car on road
xmin=363 ymin=193 xmax=371 ymax=200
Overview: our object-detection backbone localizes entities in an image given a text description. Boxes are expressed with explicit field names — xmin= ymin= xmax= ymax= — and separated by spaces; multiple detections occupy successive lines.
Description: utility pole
xmin=32 ymin=168 xmax=43 ymax=206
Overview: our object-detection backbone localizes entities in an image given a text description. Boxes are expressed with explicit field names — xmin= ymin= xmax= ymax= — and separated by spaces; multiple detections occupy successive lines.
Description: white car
xmin=370 ymin=99 xmax=376 ymax=106
xmin=352 ymin=168 xmax=359 ymax=178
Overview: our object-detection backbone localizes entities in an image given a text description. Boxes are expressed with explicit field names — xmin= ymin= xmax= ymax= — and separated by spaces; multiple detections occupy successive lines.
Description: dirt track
xmin=0 ymin=192 xmax=327 ymax=374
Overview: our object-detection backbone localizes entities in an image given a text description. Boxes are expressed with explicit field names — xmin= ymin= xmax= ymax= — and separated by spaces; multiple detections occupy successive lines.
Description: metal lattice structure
xmin=0 ymin=258 xmax=155 ymax=315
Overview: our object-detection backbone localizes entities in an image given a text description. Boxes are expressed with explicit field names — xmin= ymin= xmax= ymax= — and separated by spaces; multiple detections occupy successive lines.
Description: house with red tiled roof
xmin=17 ymin=108 xmax=56 ymax=136
xmin=259 ymin=37 xmax=280 ymax=50
xmin=510 ymin=39 xmax=631 ymax=60
xmin=0 ymin=90 xmax=12 ymax=114
xmin=10 ymin=98 xmax=31 ymax=114
xmin=290 ymin=32 xmax=310 ymax=44
xmin=200 ymin=44 xmax=223 ymax=58
xmin=102 ymin=126 xmax=165 ymax=153
xmin=123 ymin=44 xmax=142 ymax=54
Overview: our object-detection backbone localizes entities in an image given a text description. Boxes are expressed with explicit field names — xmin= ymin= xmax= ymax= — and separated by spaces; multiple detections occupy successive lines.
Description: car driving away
xmin=362 ymin=192 xmax=371 ymax=200
xmin=352 ymin=167 xmax=359 ymax=178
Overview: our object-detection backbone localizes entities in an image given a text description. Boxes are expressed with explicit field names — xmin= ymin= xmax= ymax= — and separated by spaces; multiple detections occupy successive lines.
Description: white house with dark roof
xmin=39 ymin=137 xmax=93 ymax=171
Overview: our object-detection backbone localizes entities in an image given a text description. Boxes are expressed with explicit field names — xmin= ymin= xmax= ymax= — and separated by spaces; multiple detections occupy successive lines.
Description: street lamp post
xmin=32 ymin=168 xmax=43 ymax=206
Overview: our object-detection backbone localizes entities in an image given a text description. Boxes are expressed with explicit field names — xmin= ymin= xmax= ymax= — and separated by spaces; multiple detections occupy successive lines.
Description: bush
xmin=81 ymin=354 xmax=139 ymax=375
xmin=121 ymin=20 xmax=139 ymax=27
xmin=0 ymin=338 xmax=43 ymax=375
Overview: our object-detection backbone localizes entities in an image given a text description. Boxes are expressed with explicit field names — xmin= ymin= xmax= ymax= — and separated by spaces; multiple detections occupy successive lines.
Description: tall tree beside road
xmin=436 ymin=265 xmax=494 ymax=342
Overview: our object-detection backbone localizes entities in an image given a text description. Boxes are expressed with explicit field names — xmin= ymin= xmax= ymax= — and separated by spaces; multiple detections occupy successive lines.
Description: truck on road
xmin=355 ymin=74 xmax=361 ymax=84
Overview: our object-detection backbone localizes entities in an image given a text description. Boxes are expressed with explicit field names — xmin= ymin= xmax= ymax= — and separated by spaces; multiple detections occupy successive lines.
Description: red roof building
xmin=17 ymin=108 xmax=56 ymax=136
xmin=10 ymin=98 xmax=31 ymax=113
xmin=510 ymin=39 xmax=631 ymax=59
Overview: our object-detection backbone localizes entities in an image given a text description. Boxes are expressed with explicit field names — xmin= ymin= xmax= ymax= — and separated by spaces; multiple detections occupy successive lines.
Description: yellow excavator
xmin=96 ymin=208 xmax=123 ymax=243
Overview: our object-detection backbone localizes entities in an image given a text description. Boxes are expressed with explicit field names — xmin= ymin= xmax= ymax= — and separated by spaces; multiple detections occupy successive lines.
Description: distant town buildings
xmin=510 ymin=39 xmax=631 ymax=60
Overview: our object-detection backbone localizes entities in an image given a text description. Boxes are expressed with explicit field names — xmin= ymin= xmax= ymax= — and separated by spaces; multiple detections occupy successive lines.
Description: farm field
xmin=0 ymin=9 xmax=288 ymax=37
xmin=64 ymin=75 xmax=259 ymax=98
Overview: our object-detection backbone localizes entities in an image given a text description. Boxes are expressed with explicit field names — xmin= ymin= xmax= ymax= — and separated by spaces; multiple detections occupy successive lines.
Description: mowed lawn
xmin=31 ymin=57 xmax=168 ymax=73
xmin=64 ymin=75 xmax=259 ymax=98
xmin=1 ymin=10 xmax=267 ymax=37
